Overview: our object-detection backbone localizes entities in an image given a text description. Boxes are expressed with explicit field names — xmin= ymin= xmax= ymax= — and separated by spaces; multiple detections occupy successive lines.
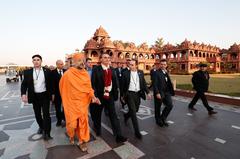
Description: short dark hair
xmin=100 ymin=52 xmax=110 ymax=59
xmin=160 ymin=59 xmax=167 ymax=63
xmin=86 ymin=57 xmax=92 ymax=62
xmin=32 ymin=54 xmax=42 ymax=60
xmin=131 ymin=59 xmax=138 ymax=65
xmin=199 ymin=63 xmax=207 ymax=67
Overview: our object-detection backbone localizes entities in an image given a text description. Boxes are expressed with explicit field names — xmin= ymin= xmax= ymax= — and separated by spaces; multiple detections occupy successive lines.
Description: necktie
xmin=59 ymin=70 xmax=62 ymax=77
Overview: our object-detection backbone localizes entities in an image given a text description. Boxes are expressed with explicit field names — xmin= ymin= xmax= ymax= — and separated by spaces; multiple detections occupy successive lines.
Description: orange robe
xmin=59 ymin=67 xmax=94 ymax=143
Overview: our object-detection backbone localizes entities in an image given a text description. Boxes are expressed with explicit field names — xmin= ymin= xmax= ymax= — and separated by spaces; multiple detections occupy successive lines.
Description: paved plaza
xmin=0 ymin=75 xmax=239 ymax=159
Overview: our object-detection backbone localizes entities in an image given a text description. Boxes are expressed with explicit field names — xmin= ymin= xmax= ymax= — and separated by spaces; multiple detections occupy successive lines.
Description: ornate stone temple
xmin=65 ymin=26 xmax=240 ymax=74
xmin=82 ymin=26 xmax=156 ymax=72
xmin=220 ymin=43 xmax=240 ymax=73
xmin=159 ymin=39 xmax=221 ymax=74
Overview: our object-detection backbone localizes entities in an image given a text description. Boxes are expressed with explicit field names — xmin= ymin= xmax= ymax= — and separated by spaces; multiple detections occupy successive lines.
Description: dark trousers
xmin=90 ymin=97 xmax=122 ymax=137
xmin=32 ymin=92 xmax=51 ymax=135
xmin=154 ymin=92 xmax=173 ymax=123
xmin=54 ymin=95 xmax=65 ymax=123
xmin=189 ymin=91 xmax=213 ymax=111
xmin=125 ymin=91 xmax=141 ymax=133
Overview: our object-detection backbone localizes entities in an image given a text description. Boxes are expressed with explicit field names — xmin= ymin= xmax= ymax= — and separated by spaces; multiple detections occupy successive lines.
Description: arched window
xmin=91 ymin=51 xmax=98 ymax=57
xmin=125 ymin=53 xmax=130 ymax=58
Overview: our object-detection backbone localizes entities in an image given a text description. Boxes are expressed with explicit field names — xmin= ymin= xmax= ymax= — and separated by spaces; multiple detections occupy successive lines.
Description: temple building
xmin=65 ymin=26 xmax=240 ymax=74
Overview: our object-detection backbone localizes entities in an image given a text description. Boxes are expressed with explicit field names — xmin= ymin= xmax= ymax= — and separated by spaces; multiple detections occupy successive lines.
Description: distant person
xmin=120 ymin=59 xmax=131 ymax=108
xmin=21 ymin=54 xmax=54 ymax=140
xmin=153 ymin=59 xmax=175 ymax=127
xmin=49 ymin=65 xmax=55 ymax=71
xmin=59 ymin=53 xmax=100 ymax=151
xmin=52 ymin=60 xmax=66 ymax=127
xmin=85 ymin=57 xmax=92 ymax=76
xmin=188 ymin=63 xmax=217 ymax=115
xmin=18 ymin=70 xmax=23 ymax=81
xmin=115 ymin=62 xmax=123 ymax=83
xmin=149 ymin=64 xmax=157 ymax=89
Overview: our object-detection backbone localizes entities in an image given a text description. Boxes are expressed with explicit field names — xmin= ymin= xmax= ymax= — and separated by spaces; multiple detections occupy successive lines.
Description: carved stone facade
xmin=65 ymin=26 xmax=240 ymax=74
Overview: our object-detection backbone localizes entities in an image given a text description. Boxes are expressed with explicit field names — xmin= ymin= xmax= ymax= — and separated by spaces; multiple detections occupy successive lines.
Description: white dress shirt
xmin=128 ymin=71 xmax=140 ymax=92
xmin=33 ymin=67 xmax=46 ymax=93
xmin=101 ymin=64 xmax=112 ymax=93
xmin=162 ymin=69 xmax=168 ymax=82
xmin=57 ymin=68 xmax=63 ymax=76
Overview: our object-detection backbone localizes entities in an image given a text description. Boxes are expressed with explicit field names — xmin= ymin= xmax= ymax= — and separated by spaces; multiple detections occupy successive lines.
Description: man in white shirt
xmin=21 ymin=54 xmax=54 ymax=140
xmin=121 ymin=59 xmax=151 ymax=139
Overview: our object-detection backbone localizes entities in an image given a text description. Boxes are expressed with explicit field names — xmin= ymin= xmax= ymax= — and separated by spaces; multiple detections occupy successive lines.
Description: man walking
xmin=121 ymin=59 xmax=151 ymax=139
xmin=153 ymin=59 xmax=175 ymax=127
xmin=60 ymin=53 xmax=100 ymax=151
xmin=188 ymin=63 xmax=217 ymax=115
xmin=52 ymin=60 xmax=66 ymax=127
xmin=90 ymin=52 xmax=127 ymax=143
xmin=21 ymin=54 xmax=53 ymax=140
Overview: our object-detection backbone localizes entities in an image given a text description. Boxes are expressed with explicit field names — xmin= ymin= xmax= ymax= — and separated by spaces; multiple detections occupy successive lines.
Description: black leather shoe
xmin=156 ymin=120 xmax=164 ymax=127
xmin=162 ymin=120 xmax=169 ymax=127
xmin=94 ymin=127 xmax=101 ymax=136
xmin=208 ymin=110 xmax=217 ymax=115
xmin=56 ymin=121 xmax=62 ymax=127
xmin=135 ymin=132 xmax=142 ymax=139
xmin=37 ymin=128 xmax=43 ymax=134
xmin=116 ymin=136 xmax=128 ymax=143
xmin=43 ymin=134 xmax=53 ymax=141
xmin=188 ymin=107 xmax=197 ymax=111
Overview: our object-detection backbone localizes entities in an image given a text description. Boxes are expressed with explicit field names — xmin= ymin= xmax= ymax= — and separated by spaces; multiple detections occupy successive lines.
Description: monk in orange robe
xmin=59 ymin=53 xmax=100 ymax=151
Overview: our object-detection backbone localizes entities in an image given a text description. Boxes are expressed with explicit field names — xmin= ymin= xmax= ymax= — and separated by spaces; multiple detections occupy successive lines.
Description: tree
xmin=153 ymin=37 xmax=164 ymax=51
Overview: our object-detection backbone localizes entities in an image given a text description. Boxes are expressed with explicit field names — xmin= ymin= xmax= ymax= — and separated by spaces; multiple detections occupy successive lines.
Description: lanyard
xmin=34 ymin=68 xmax=41 ymax=80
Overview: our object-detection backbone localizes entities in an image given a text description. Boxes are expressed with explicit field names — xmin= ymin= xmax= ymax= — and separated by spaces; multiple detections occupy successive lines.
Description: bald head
xmin=56 ymin=60 xmax=64 ymax=69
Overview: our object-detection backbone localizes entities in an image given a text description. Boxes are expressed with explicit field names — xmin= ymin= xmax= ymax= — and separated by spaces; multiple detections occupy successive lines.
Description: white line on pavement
xmin=0 ymin=114 xmax=56 ymax=127
xmin=0 ymin=111 xmax=56 ymax=123
xmin=187 ymin=113 xmax=193 ymax=116
xmin=140 ymin=131 xmax=148 ymax=135
xmin=231 ymin=125 xmax=240 ymax=130
xmin=0 ymin=91 xmax=10 ymax=100
xmin=101 ymin=122 xmax=113 ymax=135
xmin=214 ymin=138 xmax=226 ymax=144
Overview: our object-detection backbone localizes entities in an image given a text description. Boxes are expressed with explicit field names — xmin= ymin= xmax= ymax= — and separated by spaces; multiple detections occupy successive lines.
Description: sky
xmin=0 ymin=0 xmax=239 ymax=65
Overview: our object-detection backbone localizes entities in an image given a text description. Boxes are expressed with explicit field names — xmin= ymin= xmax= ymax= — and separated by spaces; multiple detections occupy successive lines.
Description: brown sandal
xmin=79 ymin=143 xmax=87 ymax=152
xmin=69 ymin=138 xmax=74 ymax=145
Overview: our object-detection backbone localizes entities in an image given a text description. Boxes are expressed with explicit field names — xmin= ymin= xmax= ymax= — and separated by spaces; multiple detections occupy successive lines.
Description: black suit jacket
xmin=21 ymin=67 xmax=53 ymax=103
xmin=192 ymin=70 xmax=209 ymax=92
xmin=91 ymin=65 xmax=119 ymax=101
xmin=52 ymin=69 xmax=66 ymax=98
xmin=115 ymin=67 xmax=122 ymax=79
xmin=150 ymin=69 xmax=157 ymax=81
xmin=153 ymin=69 xmax=175 ymax=98
xmin=121 ymin=70 xmax=149 ymax=100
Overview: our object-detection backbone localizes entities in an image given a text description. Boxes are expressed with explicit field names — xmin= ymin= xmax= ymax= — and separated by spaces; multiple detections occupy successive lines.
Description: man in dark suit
xmin=153 ymin=59 xmax=175 ymax=127
xmin=21 ymin=54 xmax=54 ymax=140
xmin=115 ymin=62 xmax=122 ymax=83
xmin=119 ymin=59 xmax=131 ymax=108
xmin=90 ymin=52 xmax=127 ymax=143
xmin=121 ymin=59 xmax=151 ymax=139
xmin=188 ymin=63 xmax=217 ymax=115
xmin=52 ymin=60 xmax=66 ymax=127
xmin=149 ymin=64 xmax=157 ymax=89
